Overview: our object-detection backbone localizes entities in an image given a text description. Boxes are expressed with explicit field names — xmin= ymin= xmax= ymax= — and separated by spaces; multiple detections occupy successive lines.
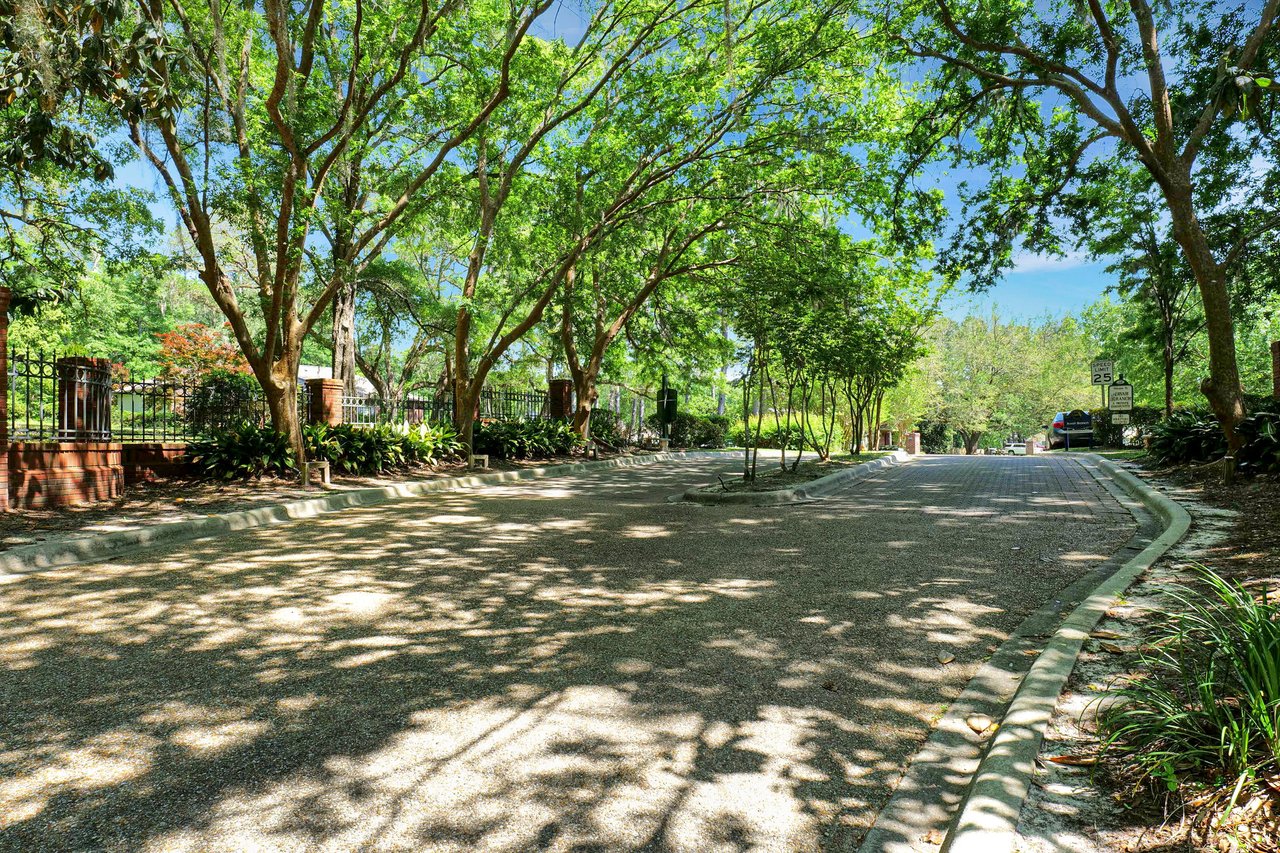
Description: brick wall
xmin=9 ymin=442 xmax=125 ymax=509
xmin=122 ymin=443 xmax=192 ymax=484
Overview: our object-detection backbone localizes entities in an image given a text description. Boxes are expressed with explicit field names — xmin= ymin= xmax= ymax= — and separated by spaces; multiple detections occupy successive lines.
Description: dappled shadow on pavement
xmin=0 ymin=455 xmax=1133 ymax=852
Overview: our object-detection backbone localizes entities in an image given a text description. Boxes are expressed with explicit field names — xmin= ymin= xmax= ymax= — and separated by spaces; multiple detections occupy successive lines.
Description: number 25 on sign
xmin=1091 ymin=360 xmax=1114 ymax=385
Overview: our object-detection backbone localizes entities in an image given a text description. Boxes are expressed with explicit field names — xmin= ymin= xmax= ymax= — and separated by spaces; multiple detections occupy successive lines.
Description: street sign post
xmin=657 ymin=373 xmax=677 ymax=446
xmin=1091 ymin=359 xmax=1116 ymax=415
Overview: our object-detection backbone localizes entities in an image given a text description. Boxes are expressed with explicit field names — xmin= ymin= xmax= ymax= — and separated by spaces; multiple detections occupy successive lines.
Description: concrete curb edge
xmin=0 ymin=449 xmax=738 ymax=577
xmin=939 ymin=455 xmax=1191 ymax=853
xmin=681 ymin=449 xmax=913 ymax=505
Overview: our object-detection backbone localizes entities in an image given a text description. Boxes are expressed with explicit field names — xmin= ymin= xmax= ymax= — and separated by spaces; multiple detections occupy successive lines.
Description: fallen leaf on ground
xmin=923 ymin=829 xmax=945 ymax=845
xmin=967 ymin=714 xmax=993 ymax=734
xmin=1047 ymin=754 xmax=1098 ymax=766
xmin=938 ymin=652 xmax=955 ymax=665
xmin=1090 ymin=629 xmax=1122 ymax=639
xmin=1099 ymin=642 xmax=1129 ymax=654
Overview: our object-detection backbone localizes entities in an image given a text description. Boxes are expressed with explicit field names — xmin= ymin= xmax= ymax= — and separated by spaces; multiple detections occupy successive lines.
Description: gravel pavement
xmin=0 ymin=454 xmax=1134 ymax=852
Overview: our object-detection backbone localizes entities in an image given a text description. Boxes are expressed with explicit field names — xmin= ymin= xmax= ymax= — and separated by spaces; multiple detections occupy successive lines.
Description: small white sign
xmin=1111 ymin=413 xmax=1131 ymax=425
xmin=1091 ymin=360 xmax=1114 ymax=385
xmin=1109 ymin=382 xmax=1133 ymax=412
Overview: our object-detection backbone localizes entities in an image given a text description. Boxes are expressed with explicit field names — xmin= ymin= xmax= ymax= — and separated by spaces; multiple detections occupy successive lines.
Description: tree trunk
xmin=1163 ymin=181 xmax=1246 ymax=449
xmin=331 ymin=277 xmax=357 ymax=394
xmin=263 ymin=357 xmax=305 ymax=473
xmin=452 ymin=322 xmax=472 ymax=436
xmin=963 ymin=431 xmax=981 ymax=455
xmin=571 ymin=373 xmax=599 ymax=439
xmin=457 ymin=394 xmax=477 ymax=466
xmin=1163 ymin=338 xmax=1175 ymax=420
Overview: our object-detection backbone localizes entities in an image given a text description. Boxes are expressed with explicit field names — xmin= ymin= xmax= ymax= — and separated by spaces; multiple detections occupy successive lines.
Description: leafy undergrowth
xmin=1023 ymin=463 xmax=1280 ymax=853
xmin=1098 ymin=567 xmax=1280 ymax=852
xmin=702 ymin=452 xmax=888 ymax=493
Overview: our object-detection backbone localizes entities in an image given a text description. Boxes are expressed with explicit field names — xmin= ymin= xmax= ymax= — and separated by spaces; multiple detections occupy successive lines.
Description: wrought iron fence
xmin=340 ymin=394 xmax=455 ymax=427
xmin=8 ymin=348 xmax=312 ymax=443
xmin=9 ymin=349 xmax=113 ymax=441
xmin=340 ymin=387 xmax=550 ymax=427
xmin=112 ymin=377 xmax=309 ymax=441
xmin=7 ymin=345 xmax=548 ymax=442
xmin=479 ymin=387 xmax=549 ymax=420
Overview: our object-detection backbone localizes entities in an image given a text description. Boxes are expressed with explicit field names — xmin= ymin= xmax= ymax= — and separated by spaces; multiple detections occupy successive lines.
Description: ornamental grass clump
xmin=1099 ymin=567 xmax=1280 ymax=843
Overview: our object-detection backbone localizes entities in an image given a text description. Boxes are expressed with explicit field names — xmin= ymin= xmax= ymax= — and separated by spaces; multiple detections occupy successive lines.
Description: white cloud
xmin=1007 ymin=250 xmax=1093 ymax=275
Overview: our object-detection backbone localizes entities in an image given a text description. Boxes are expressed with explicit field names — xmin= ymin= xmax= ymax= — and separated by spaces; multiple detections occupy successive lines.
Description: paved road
xmin=0 ymin=454 xmax=1135 ymax=852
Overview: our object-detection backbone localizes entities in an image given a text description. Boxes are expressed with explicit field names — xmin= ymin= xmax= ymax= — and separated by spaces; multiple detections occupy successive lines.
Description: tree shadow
xmin=0 ymin=455 xmax=1134 ymax=851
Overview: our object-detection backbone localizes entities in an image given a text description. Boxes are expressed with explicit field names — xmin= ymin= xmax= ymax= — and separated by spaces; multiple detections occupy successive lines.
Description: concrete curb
xmin=0 ymin=449 xmax=739 ymax=577
xmin=939 ymin=455 xmax=1191 ymax=853
xmin=681 ymin=449 xmax=913 ymax=505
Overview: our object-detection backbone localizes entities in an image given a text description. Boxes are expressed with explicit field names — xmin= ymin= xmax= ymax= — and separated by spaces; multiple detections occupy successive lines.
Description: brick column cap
xmin=56 ymin=355 xmax=113 ymax=368
xmin=305 ymin=377 xmax=345 ymax=390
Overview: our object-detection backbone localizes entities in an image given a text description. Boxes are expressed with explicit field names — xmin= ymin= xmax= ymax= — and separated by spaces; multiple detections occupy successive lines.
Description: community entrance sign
xmin=1108 ymin=378 xmax=1133 ymax=412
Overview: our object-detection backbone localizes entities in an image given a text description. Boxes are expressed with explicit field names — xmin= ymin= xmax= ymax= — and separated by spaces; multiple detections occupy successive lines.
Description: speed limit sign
xmin=1091 ymin=360 xmax=1114 ymax=385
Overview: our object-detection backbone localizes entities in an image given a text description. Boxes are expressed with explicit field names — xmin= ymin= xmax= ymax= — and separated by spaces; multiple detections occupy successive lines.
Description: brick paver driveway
xmin=0 ymin=454 xmax=1135 ymax=852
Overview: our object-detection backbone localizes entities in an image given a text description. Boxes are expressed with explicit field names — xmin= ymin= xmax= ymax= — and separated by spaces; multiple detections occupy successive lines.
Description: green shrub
xmin=302 ymin=422 xmax=461 ymax=474
xmin=189 ymin=421 xmax=295 ymax=479
xmin=587 ymin=409 xmax=625 ymax=446
xmin=186 ymin=370 xmax=263 ymax=434
xmin=471 ymin=419 xmax=584 ymax=459
xmin=801 ymin=420 xmax=846 ymax=453
xmin=755 ymin=421 xmax=805 ymax=450
xmin=725 ymin=420 xmax=806 ymax=450
xmin=918 ymin=420 xmax=953 ymax=454
xmin=1147 ymin=411 xmax=1226 ymax=465
xmin=395 ymin=421 xmax=464 ymax=464
xmin=1099 ymin=567 xmax=1280 ymax=814
xmin=1235 ymin=411 xmax=1280 ymax=475
xmin=1147 ymin=409 xmax=1280 ymax=473
xmin=645 ymin=412 xmax=730 ymax=448
xmin=304 ymin=424 xmax=405 ymax=474
xmin=191 ymin=420 xmax=465 ymax=480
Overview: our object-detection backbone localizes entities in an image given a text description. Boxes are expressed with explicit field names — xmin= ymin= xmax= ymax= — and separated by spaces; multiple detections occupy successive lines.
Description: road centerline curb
xmin=681 ymin=449 xmax=913 ymax=505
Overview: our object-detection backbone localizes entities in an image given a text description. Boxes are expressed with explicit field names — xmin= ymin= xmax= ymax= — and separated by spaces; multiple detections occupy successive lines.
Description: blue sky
xmin=941 ymin=253 xmax=1116 ymax=321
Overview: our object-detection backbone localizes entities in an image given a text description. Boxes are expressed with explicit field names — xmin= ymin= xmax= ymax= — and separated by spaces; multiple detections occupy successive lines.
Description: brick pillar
xmin=56 ymin=356 xmax=112 ymax=439
xmin=0 ymin=287 xmax=9 ymax=511
xmin=548 ymin=379 xmax=574 ymax=419
xmin=1025 ymin=437 xmax=1037 ymax=455
xmin=1272 ymin=341 xmax=1280 ymax=400
xmin=306 ymin=378 xmax=345 ymax=426
xmin=903 ymin=432 xmax=921 ymax=455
